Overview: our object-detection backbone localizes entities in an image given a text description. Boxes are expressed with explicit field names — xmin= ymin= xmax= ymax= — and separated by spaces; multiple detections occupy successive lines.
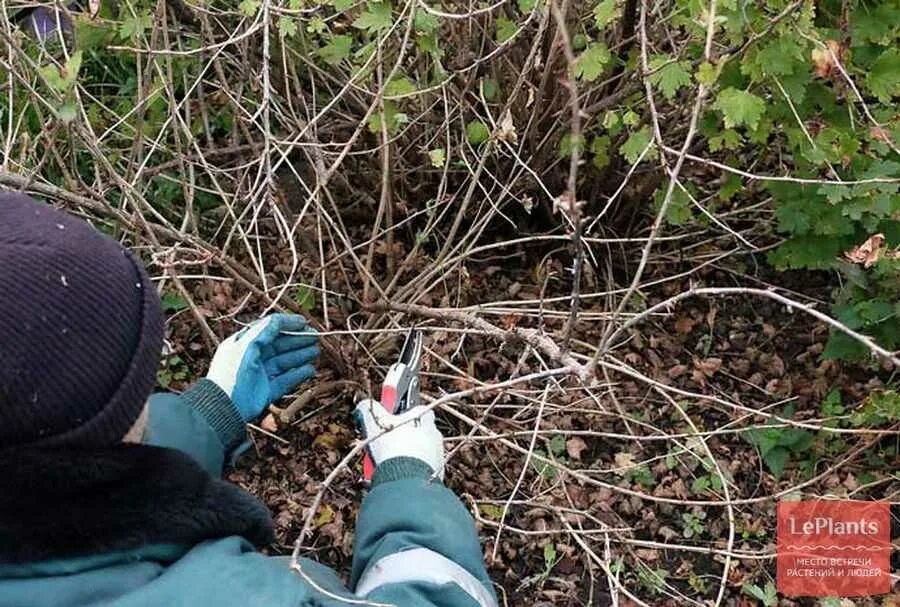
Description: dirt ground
xmin=161 ymin=255 xmax=898 ymax=606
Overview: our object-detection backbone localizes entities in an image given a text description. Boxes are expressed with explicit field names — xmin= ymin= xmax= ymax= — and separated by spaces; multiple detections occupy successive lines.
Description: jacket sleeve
xmin=142 ymin=379 xmax=246 ymax=479
xmin=350 ymin=457 xmax=498 ymax=607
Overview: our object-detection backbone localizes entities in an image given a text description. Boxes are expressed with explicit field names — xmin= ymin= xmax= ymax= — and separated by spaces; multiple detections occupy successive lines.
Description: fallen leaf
xmin=812 ymin=39 xmax=845 ymax=79
xmin=495 ymin=109 xmax=518 ymax=143
xmin=870 ymin=126 xmax=893 ymax=143
xmin=691 ymin=357 xmax=722 ymax=384
xmin=635 ymin=548 xmax=659 ymax=561
xmin=675 ymin=316 xmax=696 ymax=335
xmin=313 ymin=504 xmax=334 ymax=528
xmin=845 ymin=233 xmax=885 ymax=268
xmin=260 ymin=413 xmax=279 ymax=433
xmin=566 ymin=437 xmax=588 ymax=460
xmin=614 ymin=452 xmax=636 ymax=475
xmin=667 ymin=364 xmax=688 ymax=379
xmin=552 ymin=191 xmax=586 ymax=216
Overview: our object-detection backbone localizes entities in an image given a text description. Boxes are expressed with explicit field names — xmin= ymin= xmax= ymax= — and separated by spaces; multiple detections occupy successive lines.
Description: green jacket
xmin=0 ymin=381 xmax=497 ymax=607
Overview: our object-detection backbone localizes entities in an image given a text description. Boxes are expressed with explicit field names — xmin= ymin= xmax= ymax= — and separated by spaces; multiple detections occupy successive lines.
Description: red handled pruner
xmin=362 ymin=328 xmax=423 ymax=481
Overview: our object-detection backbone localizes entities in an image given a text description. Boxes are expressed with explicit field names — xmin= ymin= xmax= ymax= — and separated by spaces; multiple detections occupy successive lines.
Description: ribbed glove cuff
xmin=182 ymin=379 xmax=246 ymax=451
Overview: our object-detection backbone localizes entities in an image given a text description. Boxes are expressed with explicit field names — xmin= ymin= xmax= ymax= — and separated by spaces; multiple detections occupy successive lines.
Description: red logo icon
xmin=777 ymin=500 xmax=891 ymax=597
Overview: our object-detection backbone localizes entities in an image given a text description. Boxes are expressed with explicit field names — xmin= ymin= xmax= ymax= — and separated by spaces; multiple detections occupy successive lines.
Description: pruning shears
xmin=362 ymin=328 xmax=423 ymax=481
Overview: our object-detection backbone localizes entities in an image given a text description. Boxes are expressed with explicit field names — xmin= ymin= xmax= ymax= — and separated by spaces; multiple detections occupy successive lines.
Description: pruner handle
xmin=362 ymin=329 xmax=422 ymax=482
xmin=362 ymin=380 xmax=401 ymax=481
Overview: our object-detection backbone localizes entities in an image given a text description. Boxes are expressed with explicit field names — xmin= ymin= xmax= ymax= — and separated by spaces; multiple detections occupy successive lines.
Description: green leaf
xmin=354 ymin=1 xmax=393 ymax=33
xmin=742 ymin=582 xmax=778 ymax=607
xmin=478 ymin=504 xmax=504 ymax=520
xmin=714 ymin=87 xmax=765 ymax=130
xmin=414 ymin=9 xmax=439 ymax=33
xmin=65 ymin=51 xmax=83 ymax=84
xmin=385 ymin=76 xmax=416 ymax=97
xmin=620 ymin=127 xmax=654 ymax=164
xmin=696 ymin=61 xmax=717 ymax=86
xmin=549 ymin=434 xmax=566 ymax=457
xmin=558 ymin=133 xmax=585 ymax=159
xmin=590 ymin=135 xmax=611 ymax=169
xmin=481 ymin=78 xmax=498 ymax=101
xmin=718 ymin=173 xmax=742 ymax=201
xmin=495 ymin=17 xmax=517 ymax=42
xmin=466 ymin=120 xmax=490 ymax=145
xmin=603 ymin=110 xmax=622 ymax=135
xmin=708 ymin=129 xmax=741 ymax=152
xmin=278 ymin=17 xmax=298 ymax=37
xmin=317 ymin=34 xmax=353 ymax=65
xmin=306 ymin=16 xmax=327 ymax=34
xmin=238 ymin=0 xmax=260 ymax=17
xmin=40 ymin=51 xmax=83 ymax=93
xmin=572 ymin=33 xmax=588 ymax=50
xmin=56 ymin=101 xmax=78 ymax=123
xmin=574 ymin=42 xmax=611 ymax=82
xmin=517 ymin=0 xmax=538 ymax=12
xmin=648 ymin=56 xmax=692 ymax=99
xmin=292 ymin=285 xmax=316 ymax=313
xmin=543 ymin=543 xmax=557 ymax=568
xmin=762 ymin=447 xmax=789 ymax=478
xmin=331 ymin=0 xmax=355 ymax=10
xmin=822 ymin=330 xmax=869 ymax=361
xmin=691 ymin=476 xmax=711 ymax=494
xmin=428 ymin=148 xmax=446 ymax=168
xmin=118 ymin=12 xmax=152 ymax=41
xmin=867 ymin=48 xmax=900 ymax=103
xmin=593 ymin=0 xmax=618 ymax=28
xmin=161 ymin=292 xmax=189 ymax=313
xmin=368 ymin=101 xmax=407 ymax=134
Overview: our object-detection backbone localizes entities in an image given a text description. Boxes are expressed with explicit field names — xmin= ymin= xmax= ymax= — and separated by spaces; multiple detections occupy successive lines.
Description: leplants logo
xmin=776 ymin=501 xmax=891 ymax=597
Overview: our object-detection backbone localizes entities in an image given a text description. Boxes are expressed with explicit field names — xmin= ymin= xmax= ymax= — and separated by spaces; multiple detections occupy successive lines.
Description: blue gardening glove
xmin=207 ymin=314 xmax=319 ymax=422
xmin=354 ymin=399 xmax=445 ymax=480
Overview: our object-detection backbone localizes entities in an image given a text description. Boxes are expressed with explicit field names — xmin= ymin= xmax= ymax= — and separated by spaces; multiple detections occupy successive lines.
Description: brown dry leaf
xmin=260 ymin=413 xmax=279 ymax=433
xmin=674 ymin=316 xmax=696 ymax=335
xmin=667 ymin=363 xmax=688 ymax=379
xmin=552 ymin=191 xmax=586 ymax=216
xmin=495 ymin=110 xmax=518 ymax=144
xmin=613 ymin=451 xmax=637 ymax=475
xmin=845 ymin=233 xmax=885 ymax=267
xmin=870 ymin=126 xmax=893 ymax=143
xmin=657 ymin=526 xmax=679 ymax=540
xmin=883 ymin=593 xmax=900 ymax=607
xmin=565 ymin=437 xmax=588 ymax=461
xmin=812 ymin=39 xmax=845 ymax=79
xmin=634 ymin=548 xmax=659 ymax=562
xmin=692 ymin=357 xmax=722 ymax=384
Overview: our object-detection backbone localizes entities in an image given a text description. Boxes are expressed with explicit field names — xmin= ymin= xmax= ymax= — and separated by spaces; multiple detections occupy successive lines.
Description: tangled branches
xmin=2 ymin=0 xmax=898 ymax=603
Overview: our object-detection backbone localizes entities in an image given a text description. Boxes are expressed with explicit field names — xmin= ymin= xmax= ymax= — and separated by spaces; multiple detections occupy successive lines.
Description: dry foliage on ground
xmin=2 ymin=0 xmax=899 ymax=604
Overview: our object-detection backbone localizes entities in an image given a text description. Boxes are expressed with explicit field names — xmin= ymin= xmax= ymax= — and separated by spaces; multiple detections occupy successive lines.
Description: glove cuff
xmin=182 ymin=379 xmax=246 ymax=452
xmin=371 ymin=456 xmax=438 ymax=487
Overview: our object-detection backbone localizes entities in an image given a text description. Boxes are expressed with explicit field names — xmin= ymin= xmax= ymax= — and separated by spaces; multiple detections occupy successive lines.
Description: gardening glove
xmin=354 ymin=399 xmax=445 ymax=480
xmin=207 ymin=313 xmax=319 ymax=422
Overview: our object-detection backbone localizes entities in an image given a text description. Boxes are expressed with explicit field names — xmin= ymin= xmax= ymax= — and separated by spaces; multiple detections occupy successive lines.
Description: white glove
xmin=354 ymin=399 xmax=445 ymax=480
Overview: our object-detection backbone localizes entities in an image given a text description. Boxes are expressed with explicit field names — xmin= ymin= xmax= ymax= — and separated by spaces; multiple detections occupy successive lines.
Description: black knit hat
xmin=0 ymin=192 xmax=164 ymax=448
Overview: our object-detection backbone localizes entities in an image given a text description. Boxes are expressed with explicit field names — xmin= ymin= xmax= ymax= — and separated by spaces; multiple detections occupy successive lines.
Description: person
xmin=0 ymin=191 xmax=498 ymax=607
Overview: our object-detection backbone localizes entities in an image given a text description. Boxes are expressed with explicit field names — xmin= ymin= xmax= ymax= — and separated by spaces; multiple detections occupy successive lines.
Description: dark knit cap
xmin=0 ymin=192 xmax=164 ymax=448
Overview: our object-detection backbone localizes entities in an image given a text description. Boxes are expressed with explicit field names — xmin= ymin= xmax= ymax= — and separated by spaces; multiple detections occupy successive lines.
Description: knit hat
xmin=0 ymin=192 xmax=164 ymax=448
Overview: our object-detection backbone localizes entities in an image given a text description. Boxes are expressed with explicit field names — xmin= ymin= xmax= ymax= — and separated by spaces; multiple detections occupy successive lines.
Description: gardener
xmin=0 ymin=192 xmax=497 ymax=607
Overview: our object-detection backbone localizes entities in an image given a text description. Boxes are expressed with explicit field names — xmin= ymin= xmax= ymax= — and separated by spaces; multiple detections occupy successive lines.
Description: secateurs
xmin=362 ymin=328 xmax=423 ymax=481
